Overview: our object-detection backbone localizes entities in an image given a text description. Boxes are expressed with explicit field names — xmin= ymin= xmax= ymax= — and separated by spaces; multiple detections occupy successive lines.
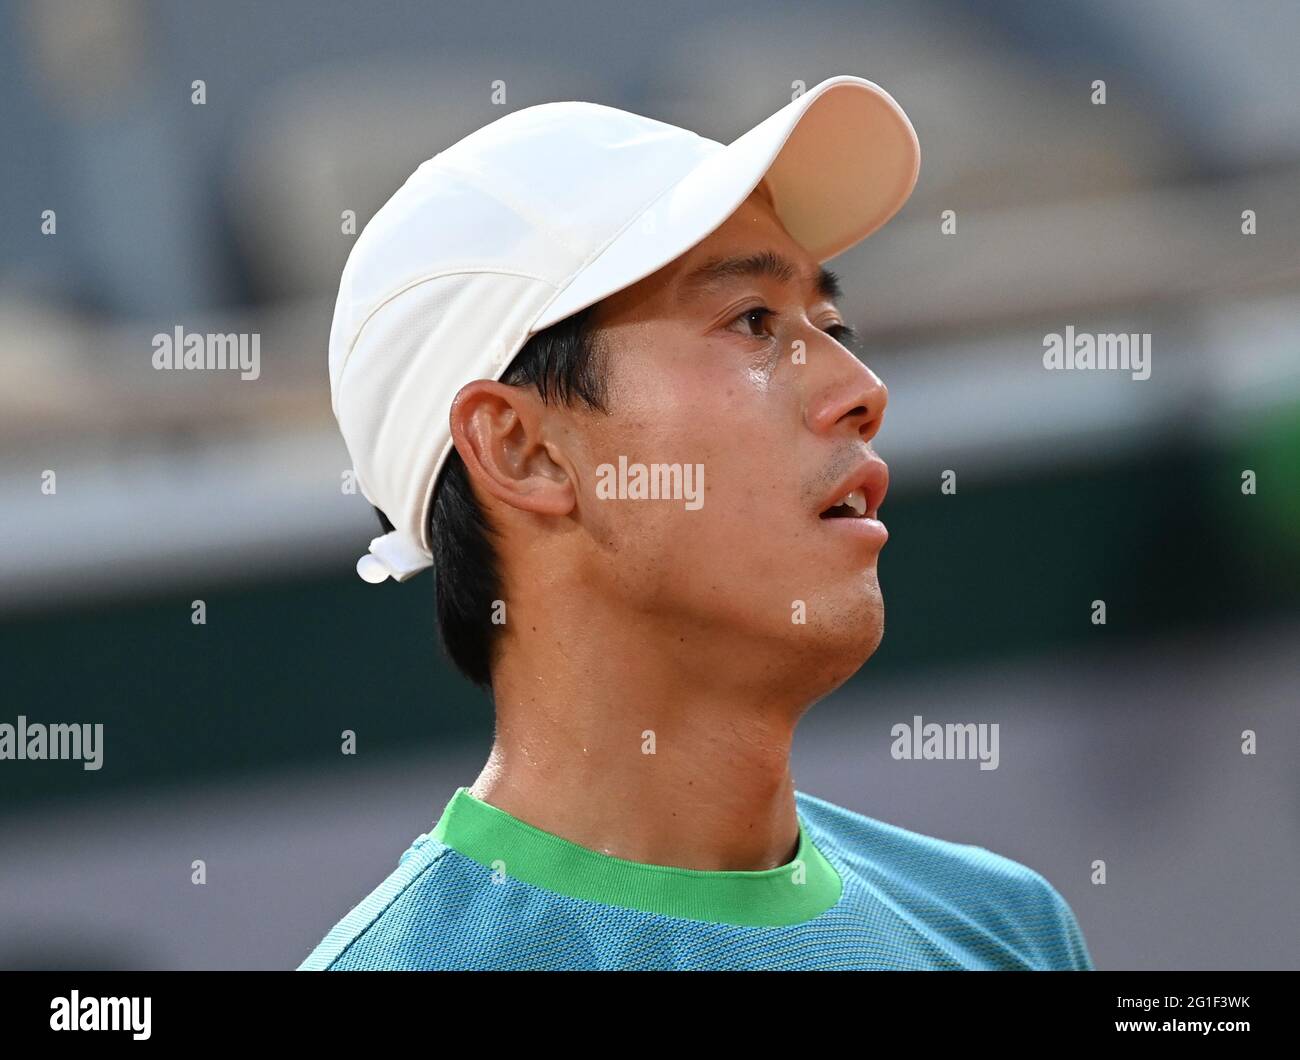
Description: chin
xmin=838 ymin=613 xmax=884 ymax=666
xmin=799 ymin=642 xmax=880 ymax=706
xmin=785 ymin=599 xmax=884 ymax=701
xmin=835 ymin=584 xmax=885 ymax=648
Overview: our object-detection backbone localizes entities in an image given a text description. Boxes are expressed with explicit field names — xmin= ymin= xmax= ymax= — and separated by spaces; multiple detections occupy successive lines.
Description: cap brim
xmin=531 ymin=75 xmax=919 ymax=332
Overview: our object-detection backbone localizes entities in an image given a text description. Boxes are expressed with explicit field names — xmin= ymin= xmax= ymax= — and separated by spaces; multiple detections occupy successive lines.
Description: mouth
xmin=818 ymin=456 xmax=889 ymax=523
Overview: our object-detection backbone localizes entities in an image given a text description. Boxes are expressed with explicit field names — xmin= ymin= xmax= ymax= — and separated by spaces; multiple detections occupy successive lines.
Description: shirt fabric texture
xmin=299 ymin=786 xmax=1093 ymax=971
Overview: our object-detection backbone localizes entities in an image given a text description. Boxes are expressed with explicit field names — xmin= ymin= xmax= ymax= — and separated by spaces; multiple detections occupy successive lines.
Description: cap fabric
xmin=328 ymin=75 xmax=920 ymax=583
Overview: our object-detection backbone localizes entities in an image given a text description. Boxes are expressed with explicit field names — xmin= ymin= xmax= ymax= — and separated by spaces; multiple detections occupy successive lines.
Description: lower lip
xmin=822 ymin=516 xmax=888 ymax=546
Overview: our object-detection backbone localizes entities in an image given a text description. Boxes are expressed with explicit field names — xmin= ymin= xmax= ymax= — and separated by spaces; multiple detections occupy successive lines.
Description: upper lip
xmin=819 ymin=455 xmax=889 ymax=519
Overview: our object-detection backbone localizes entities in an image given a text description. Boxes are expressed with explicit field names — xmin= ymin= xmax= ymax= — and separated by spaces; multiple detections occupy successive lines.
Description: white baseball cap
xmin=328 ymin=74 xmax=920 ymax=584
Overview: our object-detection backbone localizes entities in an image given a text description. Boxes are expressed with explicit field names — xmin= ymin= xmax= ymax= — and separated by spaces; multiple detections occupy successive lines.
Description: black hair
xmin=374 ymin=303 xmax=607 ymax=689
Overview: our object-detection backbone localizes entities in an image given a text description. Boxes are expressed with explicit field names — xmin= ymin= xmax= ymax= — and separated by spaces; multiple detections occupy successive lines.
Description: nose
xmin=806 ymin=356 xmax=888 ymax=443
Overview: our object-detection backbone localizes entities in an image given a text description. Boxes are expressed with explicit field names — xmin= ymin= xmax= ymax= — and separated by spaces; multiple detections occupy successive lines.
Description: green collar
xmin=430 ymin=787 xmax=842 ymax=927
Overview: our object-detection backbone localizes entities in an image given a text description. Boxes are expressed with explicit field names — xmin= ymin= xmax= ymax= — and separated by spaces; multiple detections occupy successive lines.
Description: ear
xmin=448 ymin=379 xmax=576 ymax=516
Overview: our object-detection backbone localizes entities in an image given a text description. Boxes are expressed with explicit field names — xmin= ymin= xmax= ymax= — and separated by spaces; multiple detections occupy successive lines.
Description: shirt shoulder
xmin=794 ymin=790 xmax=1094 ymax=970
xmin=301 ymin=832 xmax=640 ymax=970
xmin=298 ymin=831 xmax=457 ymax=970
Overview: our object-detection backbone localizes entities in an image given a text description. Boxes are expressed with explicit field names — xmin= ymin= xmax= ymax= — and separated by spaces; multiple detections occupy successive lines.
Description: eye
xmin=728 ymin=306 xmax=775 ymax=338
xmin=726 ymin=308 xmax=859 ymax=349
xmin=825 ymin=322 xmax=857 ymax=344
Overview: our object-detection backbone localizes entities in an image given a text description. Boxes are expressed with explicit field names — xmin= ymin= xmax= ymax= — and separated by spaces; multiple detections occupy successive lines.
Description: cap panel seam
xmin=337 ymin=266 xmax=559 ymax=383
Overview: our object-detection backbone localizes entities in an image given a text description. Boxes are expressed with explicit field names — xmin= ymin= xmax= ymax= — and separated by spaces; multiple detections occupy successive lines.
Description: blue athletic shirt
xmin=299 ymin=786 xmax=1093 ymax=970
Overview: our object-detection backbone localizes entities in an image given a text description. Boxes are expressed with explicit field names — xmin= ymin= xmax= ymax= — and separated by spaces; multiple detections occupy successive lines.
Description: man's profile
xmin=302 ymin=76 xmax=1093 ymax=971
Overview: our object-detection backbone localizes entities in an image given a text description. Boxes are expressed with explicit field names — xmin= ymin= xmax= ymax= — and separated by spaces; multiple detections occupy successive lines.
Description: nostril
xmin=858 ymin=408 xmax=882 ymax=439
xmin=844 ymin=405 xmax=868 ymax=420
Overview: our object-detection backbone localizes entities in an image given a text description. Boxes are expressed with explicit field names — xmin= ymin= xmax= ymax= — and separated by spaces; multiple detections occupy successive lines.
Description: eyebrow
xmin=679 ymin=249 xmax=843 ymax=304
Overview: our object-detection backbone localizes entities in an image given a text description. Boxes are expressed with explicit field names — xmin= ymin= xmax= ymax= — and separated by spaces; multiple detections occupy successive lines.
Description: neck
xmin=471 ymin=595 xmax=816 ymax=872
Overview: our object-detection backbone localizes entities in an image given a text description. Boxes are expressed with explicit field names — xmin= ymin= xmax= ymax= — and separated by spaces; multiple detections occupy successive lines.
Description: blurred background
xmin=1 ymin=0 xmax=1297 ymax=970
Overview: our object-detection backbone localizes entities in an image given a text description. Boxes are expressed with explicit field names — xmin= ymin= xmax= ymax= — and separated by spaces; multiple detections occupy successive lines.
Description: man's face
xmin=561 ymin=184 xmax=891 ymax=695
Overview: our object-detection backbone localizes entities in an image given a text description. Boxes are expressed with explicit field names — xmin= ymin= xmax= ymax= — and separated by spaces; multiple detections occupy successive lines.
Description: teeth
xmin=840 ymin=488 xmax=868 ymax=516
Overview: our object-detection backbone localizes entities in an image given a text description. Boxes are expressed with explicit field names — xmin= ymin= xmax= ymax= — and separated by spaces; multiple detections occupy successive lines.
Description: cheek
xmin=622 ymin=348 xmax=732 ymax=427
xmin=584 ymin=340 xmax=808 ymax=564
xmin=618 ymin=341 xmax=787 ymax=451
xmin=627 ymin=354 xmax=799 ymax=521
